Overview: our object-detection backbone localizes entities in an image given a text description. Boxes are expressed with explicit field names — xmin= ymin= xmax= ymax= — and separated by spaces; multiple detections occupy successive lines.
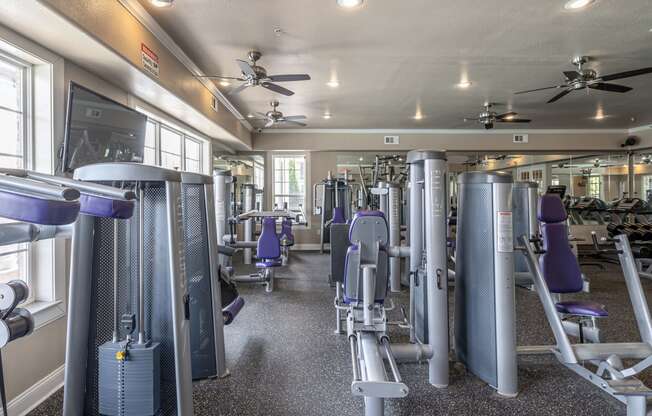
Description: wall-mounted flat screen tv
xmin=62 ymin=82 xmax=147 ymax=172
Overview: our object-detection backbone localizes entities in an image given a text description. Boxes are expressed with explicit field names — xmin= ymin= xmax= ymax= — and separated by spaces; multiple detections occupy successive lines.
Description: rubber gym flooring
xmin=29 ymin=252 xmax=652 ymax=415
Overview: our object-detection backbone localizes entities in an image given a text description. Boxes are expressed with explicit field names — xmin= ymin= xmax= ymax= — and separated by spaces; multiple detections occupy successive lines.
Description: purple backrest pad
xmin=257 ymin=217 xmax=281 ymax=260
xmin=281 ymin=218 xmax=294 ymax=239
xmin=348 ymin=210 xmax=386 ymax=243
xmin=332 ymin=207 xmax=346 ymax=224
xmin=538 ymin=195 xmax=583 ymax=293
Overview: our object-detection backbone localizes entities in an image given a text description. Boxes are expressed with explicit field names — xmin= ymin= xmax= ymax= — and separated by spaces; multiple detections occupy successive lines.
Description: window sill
xmin=24 ymin=300 xmax=65 ymax=330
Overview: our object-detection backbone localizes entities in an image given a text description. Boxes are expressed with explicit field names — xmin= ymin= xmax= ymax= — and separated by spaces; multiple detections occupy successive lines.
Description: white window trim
xmin=0 ymin=25 xmax=66 ymax=329
xmin=271 ymin=152 xmax=309 ymax=228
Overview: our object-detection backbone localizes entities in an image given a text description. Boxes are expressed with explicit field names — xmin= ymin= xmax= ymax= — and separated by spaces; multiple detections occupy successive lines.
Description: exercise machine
xmin=372 ymin=181 xmax=403 ymax=292
xmin=519 ymin=194 xmax=652 ymax=415
xmin=314 ymin=171 xmax=354 ymax=253
xmin=336 ymin=150 xmax=449 ymax=416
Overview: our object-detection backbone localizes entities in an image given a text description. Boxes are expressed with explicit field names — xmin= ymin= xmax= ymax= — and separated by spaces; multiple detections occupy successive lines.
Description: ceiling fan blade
xmin=563 ymin=71 xmax=581 ymax=80
xmin=281 ymin=120 xmax=307 ymax=127
xmin=267 ymin=74 xmax=311 ymax=82
xmin=547 ymin=89 xmax=572 ymax=103
xmin=515 ymin=85 xmax=566 ymax=95
xmin=495 ymin=112 xmax=518 ymax=120
xmin=236 ymin=59 xmax=256 ymax=77
xmin=600 ymin=67 xmax=652 ymax=82
xmin=589 ymin=82 xmax=633 ymax=93
xmin=195 ymin=75 xmax=244 ymax=80
xmin=463 ymin=118 xmax=479 ymax=122
xmin=283 ymin=115 xmax=307 ymax=120
xmin=498 ymin=119 xmax=531 ymax=123
xmin=261 ymin=82 xmax=295 ymax=96
xmin=228 ymin=83 xmax=249 ymax=95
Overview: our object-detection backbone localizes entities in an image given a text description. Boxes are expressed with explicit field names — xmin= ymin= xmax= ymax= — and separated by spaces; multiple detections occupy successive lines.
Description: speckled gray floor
xmin=28 ymin=252 xmax=652 ymax=415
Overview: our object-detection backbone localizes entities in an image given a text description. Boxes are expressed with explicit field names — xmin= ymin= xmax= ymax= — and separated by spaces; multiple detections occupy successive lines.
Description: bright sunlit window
xmin=273 ymin=154 xmax=306 ymax=211
xmin=140 ymin=114 xmax=205 ymax=173
xmin=0 ymin=53 xmax=32 ymax=300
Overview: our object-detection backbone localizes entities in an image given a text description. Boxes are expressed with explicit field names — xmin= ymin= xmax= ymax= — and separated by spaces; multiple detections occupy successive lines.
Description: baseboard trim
xmin=7 ymin=364 xmax=64 ymax=416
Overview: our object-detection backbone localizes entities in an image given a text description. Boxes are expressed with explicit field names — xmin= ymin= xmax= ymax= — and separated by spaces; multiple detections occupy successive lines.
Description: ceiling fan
xmin=196 ymin=50 xmax=311 ymax=96
xmin=464 ymin=103 xmax=531 ymax=129
xmin=249 ymin=100 xmax=307 ymax=130
xmin=515 ymin=56 xmax=652 ymax=103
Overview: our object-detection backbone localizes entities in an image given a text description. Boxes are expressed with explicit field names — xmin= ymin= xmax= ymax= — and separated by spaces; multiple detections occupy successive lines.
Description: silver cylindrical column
xmin=213 ymin=169 xmax=231 ymax=266
xmin=378 ymin=181 xmax=402 ymax=292
xmin=242 ymin=184 xmax=256 ymax=264
xmin=407 ymin=159 xmax=424 ymax=344
xmin=423 ymin=155 xmax=449 ymax=388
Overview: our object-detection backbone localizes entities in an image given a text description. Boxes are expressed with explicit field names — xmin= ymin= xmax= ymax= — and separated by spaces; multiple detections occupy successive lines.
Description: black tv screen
xmin=62 ymin=82 xmax=147 ymax=172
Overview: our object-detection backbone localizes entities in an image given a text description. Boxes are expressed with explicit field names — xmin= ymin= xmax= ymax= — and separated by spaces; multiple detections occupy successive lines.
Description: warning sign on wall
xmin=141 ymin=43 xmax=160 ymax=78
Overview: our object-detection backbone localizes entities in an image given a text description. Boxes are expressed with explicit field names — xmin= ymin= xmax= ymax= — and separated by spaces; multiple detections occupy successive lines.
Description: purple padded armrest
xmin=257 ymin=217 xmax=281 ymax=260
xmin=80 ymin=193 xmax=135 ymax=219
xmin=0 ymin=189 xmax=80 ymax=225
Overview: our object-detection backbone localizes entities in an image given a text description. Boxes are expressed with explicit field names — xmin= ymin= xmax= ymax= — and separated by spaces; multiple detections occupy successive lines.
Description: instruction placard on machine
xmin=496 ymin=211 xmax=513 ymax=252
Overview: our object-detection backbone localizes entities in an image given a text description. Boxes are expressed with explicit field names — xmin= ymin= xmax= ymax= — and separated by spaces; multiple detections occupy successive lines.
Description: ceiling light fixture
xmin=323 ymin=113 xmax=332 ymax=119
xmin=594 ymin=107 xmax=606 ymax=120
xmin=337 ymin=0 xmax=364 ymax=8
xmin=564 ymin=0 xmax=595 ymax=10
xmin=150 ymin=0 xmax=174 ymax=8
xmin=247 ymin=114 xmax=254 ymax=119
xmin=219 ymin=81 xmax=231 ymax=87
xmin=413 ymin=112 xmax=424 ymax=121
xmin=457 ymin=81 xmax=472 ymax=89
xmin=327 ymin=80 xmax=340 ymax=88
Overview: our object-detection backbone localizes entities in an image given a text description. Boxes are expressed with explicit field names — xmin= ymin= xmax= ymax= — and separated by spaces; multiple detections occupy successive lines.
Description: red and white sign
xmin=141 ymin=43 xmax=160 ymax=78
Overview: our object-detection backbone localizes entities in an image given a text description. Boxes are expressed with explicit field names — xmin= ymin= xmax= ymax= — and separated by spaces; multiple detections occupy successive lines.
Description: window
xmin=160 ymin=126 xmax=182 ymax=170
xmin=138 ymin=114 xmax=205 ymax=173
xmin=273 ymin=155 xmax=306 ymax=211
xmin=588 ymin=176 xmax=601 ymax=199
xmin=144 ymin=120 xmax=157 ymax=165
xmin=184 ymin=138 xmax=201 ymax=173
xmin=0 ymin=53 xmax=31 ymax=300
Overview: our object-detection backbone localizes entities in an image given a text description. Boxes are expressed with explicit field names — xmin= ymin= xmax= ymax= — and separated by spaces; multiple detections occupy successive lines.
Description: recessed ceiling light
xmin=323 ymin=113 xmax=332 ymax=119
xmin=413 ymin=112 xmax=424 ymax=120
xmin=327 ymin=80 xmax=340 ymax=88
xmin=457 ymin=81 xmax=472 ymax=89
xmin=247 ymin=114 xmax=254 ymax=118
xmin=337 ymin=0 xmax=363 ymax=8
xmin=564 ymin=0 xmax=595 ymax=10
xmin=219 ymin=81 xmax=231 ymax=87
xmin=150 ymin=0 xmax=174 ymax=8
xmin=359 ymin=157 xmax=364 ymax=162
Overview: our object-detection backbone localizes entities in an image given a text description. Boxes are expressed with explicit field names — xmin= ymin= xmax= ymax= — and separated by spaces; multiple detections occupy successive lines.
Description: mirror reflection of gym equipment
xmin=2 ymin=1 xmax=652 ymax=416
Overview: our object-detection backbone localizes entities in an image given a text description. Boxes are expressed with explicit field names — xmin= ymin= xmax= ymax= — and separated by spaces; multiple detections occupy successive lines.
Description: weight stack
xmin=98 ymin=341 xmax=161 ymax=416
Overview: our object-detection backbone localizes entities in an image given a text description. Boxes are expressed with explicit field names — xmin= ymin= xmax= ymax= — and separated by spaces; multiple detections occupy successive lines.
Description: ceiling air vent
xmin=513 ymin=134 xmax=528 ymax=144
xmin=384 ymin=135 xmax=400 ymax=145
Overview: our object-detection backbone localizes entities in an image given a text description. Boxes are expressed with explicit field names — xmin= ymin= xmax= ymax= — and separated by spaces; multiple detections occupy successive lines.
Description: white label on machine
xmin=496 ymin=211 xmax=513 ymax=252
xmin=141 ymin=43 xmax=160 ymax=79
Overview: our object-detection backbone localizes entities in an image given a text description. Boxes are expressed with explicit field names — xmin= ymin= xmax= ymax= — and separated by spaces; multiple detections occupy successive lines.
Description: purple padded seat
xmin=79 ymin=193 xmax=135 ymax=219
xmin=0 ymin=189 xmax=80 ymax=225
xmin=332 ymin=207 xmax=346 ymax=224
xmin=256 ymin=217 xmax=281 ymax=268
xmin=538 ymin=194 xmax=607 ymax=317
xmin=280 ymin=218 xmax=294 ymax=246
xmin=556 ymin=300 xmax=609 ymax=317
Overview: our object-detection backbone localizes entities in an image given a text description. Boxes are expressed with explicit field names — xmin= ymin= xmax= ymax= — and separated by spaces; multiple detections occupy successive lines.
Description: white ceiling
xmin=139 ymin=0 xmax=652 ymax=130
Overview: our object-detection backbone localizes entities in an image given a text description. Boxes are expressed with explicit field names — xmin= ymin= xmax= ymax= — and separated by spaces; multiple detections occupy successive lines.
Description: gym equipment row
xmin=329 ymin=151 xmax=652 ymax=416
